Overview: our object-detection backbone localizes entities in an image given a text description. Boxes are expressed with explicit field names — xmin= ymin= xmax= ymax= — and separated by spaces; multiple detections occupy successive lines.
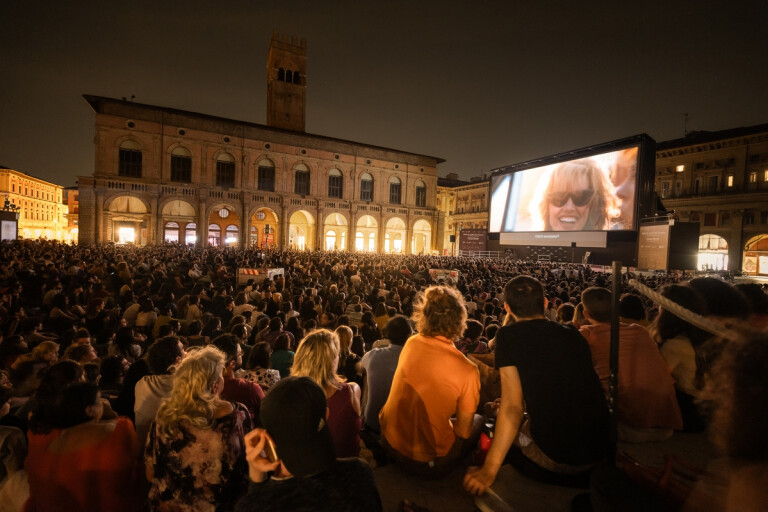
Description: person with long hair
xmin=291 ymin=329 xmax=362 ymax=458
xmin=25 ymin=365 xmax=141 ymax=512
xmin=145 ymin=346 xmax=252 ymax=511
xmin=380 ymin=286 xmax=482 ymax=478
xmin=652 ymin=284 xmax=711 ymax=432
xmin=532 ymin=158 xmax=621 ymax=231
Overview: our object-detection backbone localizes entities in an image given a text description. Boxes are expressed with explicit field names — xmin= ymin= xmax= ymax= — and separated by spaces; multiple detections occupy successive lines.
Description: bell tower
xmin=267 ymin=32 xmax=307 ymax=132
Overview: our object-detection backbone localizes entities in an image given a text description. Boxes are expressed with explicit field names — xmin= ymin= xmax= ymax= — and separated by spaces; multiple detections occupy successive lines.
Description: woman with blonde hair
xmin=292 ymin=329 xmax=362 ymax=457
xmin=146 ymin=346 xmax=252 ymax=511
xmin=335 ymin=325 xmax=363 ymax=386
xmin=534 ymin=158 xmax=620 ymax=231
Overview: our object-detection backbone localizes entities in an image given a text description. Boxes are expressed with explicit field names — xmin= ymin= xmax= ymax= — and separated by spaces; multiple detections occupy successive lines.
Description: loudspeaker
xmin=449 ymin=235 xmax=456 ymax=243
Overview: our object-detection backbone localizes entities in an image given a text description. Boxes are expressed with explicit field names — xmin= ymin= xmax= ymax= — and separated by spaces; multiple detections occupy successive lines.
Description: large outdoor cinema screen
xmin=488 ymin=135 xmax=654 ymax=247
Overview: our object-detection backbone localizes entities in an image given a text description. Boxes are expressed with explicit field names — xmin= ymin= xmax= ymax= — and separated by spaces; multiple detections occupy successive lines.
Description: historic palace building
xmin=655 ymin=123 xmax=768 ymax=274
xmin=0 ymin=165 xmax=71 ymax=242
xmin=77 ymin=33 xmax=441 ymax=253
xmin=436 ymin=173 xmax=489 ymax=255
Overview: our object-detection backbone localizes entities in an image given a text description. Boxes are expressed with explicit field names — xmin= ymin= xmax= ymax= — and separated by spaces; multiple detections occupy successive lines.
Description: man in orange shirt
xmin=379 ymin=285 xmax=482 ymax=478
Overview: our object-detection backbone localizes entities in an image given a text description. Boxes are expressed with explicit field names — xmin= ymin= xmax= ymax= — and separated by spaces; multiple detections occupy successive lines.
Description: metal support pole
xmin=608 ymin=260 xmax=622 ymax=463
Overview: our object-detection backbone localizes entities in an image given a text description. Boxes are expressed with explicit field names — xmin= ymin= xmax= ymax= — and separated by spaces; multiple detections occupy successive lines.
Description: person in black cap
xmin=235 ymin=376 xmax=382 ymax=512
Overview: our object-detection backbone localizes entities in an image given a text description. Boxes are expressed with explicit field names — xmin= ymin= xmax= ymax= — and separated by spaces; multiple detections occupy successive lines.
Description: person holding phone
xmin=235 ymin=377 xmax=382 ymax=512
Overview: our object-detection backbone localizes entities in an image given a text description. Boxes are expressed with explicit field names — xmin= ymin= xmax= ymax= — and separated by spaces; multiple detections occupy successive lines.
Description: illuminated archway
xmin=106 ymin=195 xmax=148 ymax=245
xmin=162 ymin=199 xmax=196 ymax=244
xmin=289 ymin=210 xmax=315 ymax=250
xmin=250 ymin=208 xmax=279 ymax=248
xmin=385 ymin=217 xmax=406 ymax=253
xmin=207 ymin=205 xmax=240 ymax=248
xmin=411 ymin=219 xmax=432 ymax=254
xmin=323 ymin=213 xmax=348 ymax=251
xmin=743 ymin=234 xmax=768 ymax=275
xmin=355 ymin=215 xmax=378 ymax=252
xmin=698 ymin=234 xmax=728 ymax=271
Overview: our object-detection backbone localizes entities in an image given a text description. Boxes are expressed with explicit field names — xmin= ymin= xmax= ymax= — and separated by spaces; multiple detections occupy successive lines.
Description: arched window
xmin=119 ymin=140 xmax=142 ymax=177
xmin=216 ymin=153 xmax=235 ymax=188
xmin=360 ymin=172 xmax=373 ymax=201
xmin=208 ymin=224 xmax=221 ymax=247
xmin=286 ymin=70 xmax=293 ymax=83
xmin=185 ymin=223 xmax=197 ymax=245
xmin=170 ymin=146 xmax=192 ymax=183
xmin=258 ymin=158 xmax=275 ymax=192
xmin=293 ymin=71 xmax=301 ymax=85
xmin=225 ymin=224 xmax=239 ymax=246
xmin=325 ymin=230 xmax=337 ymax=251
xmin=415 ymin=179 xmax=426 ymax=207
xmin=294 ymin=163 xmax=310 ymax=195
xmin=164 ymin=221 xmax=179 ymax=243
xmin=278 ymin=67 xmax=285 ymax=81
xmin=389 ymin=176 xmax=402 ymax=204
xmin=328 ymin=169 xmax=343 ymax=198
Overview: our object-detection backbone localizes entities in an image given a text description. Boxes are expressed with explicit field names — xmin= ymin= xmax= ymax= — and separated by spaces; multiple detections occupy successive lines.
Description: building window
xmin=258 ymin=161 xmax=275 ymax=192
xmin=661 ymin=181 xmax=670 ymax=198
xmin=708 ymin=175 xmax=718 ymax=193
xmin=727 ymin=175 xmax=734 ymax=188
xmin=415 ymin=180 xmax=426 ymax=207
xmin=389 ymin=177 xmax=402 ymax=204
xmin=216 ymin=155 xmax=235 ymax=188
xmin=720 ymin=212 xmax=731 ymax=226
xmin=360 ymin=173 xmax=373 ymax=201
xmin=294 ymin=168 xmax=310 ymax=195
xmin=761 ymin=211 xmax=768 ymax=224
xmin=704 ymin=213 xmax=717 ymax=226
xmin=690 ymin=212 xmax=700 ymax=223
xmin=170 ymin=154 xmax=192 ymax=183
xmin=676 ymin=164 xmax=685 ymax=173
xmin=694 ymin=178 xmax=702 ymax=194
xmin=118 ymin=141 xmax=142 ymax=178
xmin=328 ymin=169 xmax=343 ymax=198
xmin=744 ymin=212 xmax=755 ymax=225
xmin=749 ymin=172 xmax=757 ymax=183
xmin=764 ymin=170 xmax=768 ymax=182
xmin=674 ymin=180 xmax=682 ymax=196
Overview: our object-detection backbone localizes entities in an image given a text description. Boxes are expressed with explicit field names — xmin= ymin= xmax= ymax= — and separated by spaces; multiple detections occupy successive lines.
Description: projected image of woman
xmin=538 ymin=159 xmax=620 ymax=231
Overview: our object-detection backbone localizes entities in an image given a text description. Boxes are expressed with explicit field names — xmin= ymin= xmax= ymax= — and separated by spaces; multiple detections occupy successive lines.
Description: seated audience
xmin=291 ymin=329 xmax=362 ymax=458
xmin=146 ymin=345 xmax=252 ymax=511
xmin=235 ymin=377 xmax=382 ymax=512
xmin=380 ymin=286 xmax=482 ymax=478
xmin=579 ymin=286 xmax=682 ymax=442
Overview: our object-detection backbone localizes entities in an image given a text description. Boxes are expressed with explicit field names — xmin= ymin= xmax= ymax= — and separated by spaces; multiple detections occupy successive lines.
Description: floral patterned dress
xmin=237 ymin=367 xmax=281 ymax=393
xmin=145 ymin=402 xmax=252 ymax=512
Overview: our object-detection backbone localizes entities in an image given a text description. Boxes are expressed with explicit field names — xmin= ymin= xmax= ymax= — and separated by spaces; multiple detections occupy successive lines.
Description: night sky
xmin=1 ymin=0 xmax=766 ymax=187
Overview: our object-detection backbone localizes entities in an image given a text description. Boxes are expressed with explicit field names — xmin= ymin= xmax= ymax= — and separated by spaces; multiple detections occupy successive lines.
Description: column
xmin=197 ymin=199 xmax=207 ymax=248
xmin=95 ymin=191 xmax=104 ymax=243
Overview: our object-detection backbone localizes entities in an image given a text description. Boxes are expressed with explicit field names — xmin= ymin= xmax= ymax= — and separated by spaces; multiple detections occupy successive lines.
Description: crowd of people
xmin=0 ymin=239 xmax=766 ymax=511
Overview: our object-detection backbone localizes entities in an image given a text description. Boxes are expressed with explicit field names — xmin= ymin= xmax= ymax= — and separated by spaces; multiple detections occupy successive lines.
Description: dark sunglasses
xmin=546 ymin=189 xmax=595 ymax=207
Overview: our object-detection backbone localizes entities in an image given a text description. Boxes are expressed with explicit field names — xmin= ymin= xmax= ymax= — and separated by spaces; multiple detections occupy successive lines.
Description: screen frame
xmin=487 ymin=134 xmax=656 ymax=248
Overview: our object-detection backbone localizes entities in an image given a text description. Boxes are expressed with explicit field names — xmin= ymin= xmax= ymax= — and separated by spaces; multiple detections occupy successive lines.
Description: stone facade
xmin=436 ymin=174 xmax=489 ymax=255
xmin=655 ymin=123 xmax=768 ymax=273
xmin=0 ymin=166 xmax=70 ymax=241
xmin=77 ymin=35 xmax=442 ymax=253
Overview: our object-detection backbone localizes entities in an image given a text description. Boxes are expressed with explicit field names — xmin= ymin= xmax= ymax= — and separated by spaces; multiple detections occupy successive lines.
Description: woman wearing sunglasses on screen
xmin=537 ymin=159 xmax=621 ymax=231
